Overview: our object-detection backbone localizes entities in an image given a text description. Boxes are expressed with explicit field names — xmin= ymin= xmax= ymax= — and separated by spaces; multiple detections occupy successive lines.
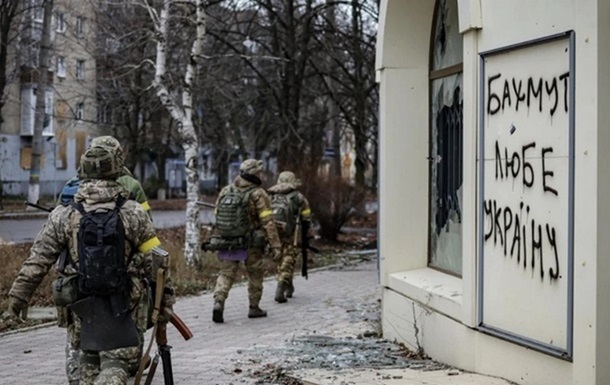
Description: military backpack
xmin=72 ymin=197 xmax=130 ymax=296
xmin=270 ymin=190 xmax=300 ymax=237
xmin=205 ymin=185 xmax=256 ymax=250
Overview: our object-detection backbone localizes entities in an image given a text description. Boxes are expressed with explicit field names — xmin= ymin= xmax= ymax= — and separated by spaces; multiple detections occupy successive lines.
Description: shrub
xmin=300 ymin=175 xmax=368 ymax=241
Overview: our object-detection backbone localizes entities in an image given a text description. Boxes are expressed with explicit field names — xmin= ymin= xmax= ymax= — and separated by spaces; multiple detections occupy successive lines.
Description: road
xmin=0 ymin=260 xmax=383 ymax=385
xmin=0 ymin=210 xmax=215 ymax=244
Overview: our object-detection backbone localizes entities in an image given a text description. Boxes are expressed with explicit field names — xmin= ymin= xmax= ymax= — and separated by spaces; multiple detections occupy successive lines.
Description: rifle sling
xmin=134 ymin=268 xmax=165 ymax=385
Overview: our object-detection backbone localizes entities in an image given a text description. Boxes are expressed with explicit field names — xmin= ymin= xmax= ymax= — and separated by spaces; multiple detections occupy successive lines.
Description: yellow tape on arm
xmin=301 ymin=208 xmax=311 ymax=216
xmin=139 ymin=236 xmax=161 ymax=253
xmin=259 ymin=209 xmax=272 ymax=219
xmin=141 ymin=201 xmax=151 ymax=211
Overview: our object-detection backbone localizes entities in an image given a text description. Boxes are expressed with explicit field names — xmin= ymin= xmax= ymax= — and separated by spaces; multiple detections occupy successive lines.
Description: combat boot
xmin=285 ymin=280 xmax=294 ymax=298
xmin=212 ymin=300 xmax=224 ymax=323
xmin=248 ymin=305 xmax=267 ymax=318
xmin=275 ymin=282 xmax=287 ymax=303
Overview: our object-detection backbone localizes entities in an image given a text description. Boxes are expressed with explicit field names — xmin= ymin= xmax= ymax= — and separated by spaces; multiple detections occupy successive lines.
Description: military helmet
xmin=90 ymin=135 xmax=125 ymax=166
xmin=277 ymin=171 xmax=301 ymax=187
xmin=78 ymin=146 xmax=121 ymax=180
xmin=239 ymin=159 xmax=264 ymax=175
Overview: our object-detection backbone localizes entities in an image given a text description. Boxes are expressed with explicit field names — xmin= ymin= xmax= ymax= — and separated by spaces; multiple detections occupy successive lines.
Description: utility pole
xmin=27 ymin=0 xmax=54 ymax=205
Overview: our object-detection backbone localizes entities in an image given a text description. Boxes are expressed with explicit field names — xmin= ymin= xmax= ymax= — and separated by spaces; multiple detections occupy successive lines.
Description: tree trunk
xmin=149 ymin=0 xmax=205 ymax=263
xmin=27 ymin=0 xmax=53 ymax=204
xmin=0 ymin=1 xmax=20 ymax=129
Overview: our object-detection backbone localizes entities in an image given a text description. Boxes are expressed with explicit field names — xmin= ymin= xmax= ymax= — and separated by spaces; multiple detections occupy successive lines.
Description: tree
xmin=0 ymin=0 xmax=22 ymax=129
xmin=144 ymin=0 xmax=206 ymax=263
xmin=27 ymin=0 xmax=53 ymax=204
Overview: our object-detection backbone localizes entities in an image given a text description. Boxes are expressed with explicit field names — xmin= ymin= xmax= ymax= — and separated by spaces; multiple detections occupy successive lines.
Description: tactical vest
xmin=270 ymin=190 xmax=300 ymax=237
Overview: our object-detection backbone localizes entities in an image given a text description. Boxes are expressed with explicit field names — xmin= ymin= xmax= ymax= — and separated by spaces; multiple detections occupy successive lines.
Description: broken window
xmin=428 ymin=0 xmax=463 ymax=275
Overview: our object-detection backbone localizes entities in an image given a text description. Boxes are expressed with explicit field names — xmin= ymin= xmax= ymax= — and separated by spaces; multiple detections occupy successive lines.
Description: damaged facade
xmin=376 ymin=0 xmax=610 ymax=384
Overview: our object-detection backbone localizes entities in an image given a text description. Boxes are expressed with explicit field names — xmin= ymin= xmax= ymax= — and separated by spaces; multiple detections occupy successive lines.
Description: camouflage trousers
xmin=276 ymin=241 xmax=300 ymax=284
xmin=213 ymin=247 xmax=265 ymax=307
xmin=64 ymin=289 xmax=149 ymax=384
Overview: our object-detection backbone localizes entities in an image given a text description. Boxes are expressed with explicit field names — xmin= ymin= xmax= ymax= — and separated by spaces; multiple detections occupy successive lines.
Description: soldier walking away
xmin=204 ymin=159 xmax=282 ymax=323
xmin=5 ymin=146 xmax=174 ymax=385
xmin=59 ymin=135 xmax=152 ymax=219
xmin=57 ymin=135 xmax=155 ymax=382
xmin=268 ymin=171 xmax=312 ymax=303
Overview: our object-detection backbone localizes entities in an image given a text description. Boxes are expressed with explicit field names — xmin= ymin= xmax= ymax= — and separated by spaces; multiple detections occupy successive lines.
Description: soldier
xmin=6 ymin=146 xmax=174 ymax=385
xmin=210 ymin=159 xmax=282 ymax=323
xmin=58 ymin=135 xmax=153 ymax=382
xmin=268 ymin=171 xmax=312 ymax=303
xmin=59 ymin=135 xmax=152 ymax=219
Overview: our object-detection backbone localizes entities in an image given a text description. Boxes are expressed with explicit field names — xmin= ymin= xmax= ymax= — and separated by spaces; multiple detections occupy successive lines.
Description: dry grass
xmin=0 ymin=221 xmax=375 ymax=332
xmin=0 ymin=196 xmax=377 ymax=333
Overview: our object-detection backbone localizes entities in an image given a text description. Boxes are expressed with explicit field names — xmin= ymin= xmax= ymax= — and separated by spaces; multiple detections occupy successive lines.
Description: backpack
xmin=60 ymin=178 xmax=81 ymax=205
xmin=213 ymin=185 xmax=255 ymax=247
xmin=270 ymin=190 xmax=300 ymax=237
xmin=72 ymin=198 xmax=130 ymax=296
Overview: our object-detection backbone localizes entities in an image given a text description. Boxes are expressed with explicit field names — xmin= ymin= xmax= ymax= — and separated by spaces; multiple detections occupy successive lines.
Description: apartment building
xmin=0 ymin=0 xmax=97 ymax=197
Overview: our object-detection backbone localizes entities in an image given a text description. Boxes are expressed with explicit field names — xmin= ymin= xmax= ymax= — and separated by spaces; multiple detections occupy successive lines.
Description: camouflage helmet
xmin=78 ymin=146 xmax=122 ymax=180
xmin=239 ymin=159 xmax=264 ymax=175
xmin=277 ymin=171 xmax=301 ymax=187
xmin=90 ymin=135 xmax=125 ymax=166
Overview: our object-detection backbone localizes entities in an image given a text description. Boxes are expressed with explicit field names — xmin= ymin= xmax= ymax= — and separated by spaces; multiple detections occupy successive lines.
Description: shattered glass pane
xmin=429 ymin=75 xmax=463 ymax=274
xmin=428 ymin=0 xmax=463 ymax=275
xmin=432 ymin=0 xmax=462 ymax=71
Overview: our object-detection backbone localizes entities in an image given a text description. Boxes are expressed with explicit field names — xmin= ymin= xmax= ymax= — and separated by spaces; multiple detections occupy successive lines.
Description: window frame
xmin=55 ymin=12 xmax=66 ymax=33
xmin=76 ymin=102 xmax=84 ymax=121
xmin=427 ymin=0 xmax=464 ymax=277
xmin=75 ymin=59 xmax=85 ymax=80
xmin=56 ymin=56 xmax=66 ymax=78
xmin=75 ymin=16 xmax=84 ymax=37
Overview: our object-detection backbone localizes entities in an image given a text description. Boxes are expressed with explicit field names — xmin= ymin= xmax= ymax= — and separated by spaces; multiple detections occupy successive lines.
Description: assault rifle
xmin=295 ymin=217 xmax=319 ymax=280
xmin=135 ymin=265 xmax=193 ymax=385
xmin=25 ymin=201 xmax=54 ymax=212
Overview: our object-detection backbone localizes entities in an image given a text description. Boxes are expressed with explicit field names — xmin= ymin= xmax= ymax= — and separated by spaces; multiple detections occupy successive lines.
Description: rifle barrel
xmin=195 ymin=201 xmax=216 ymax=209
xmin=24 ymin=201 xmax=54 ymax=212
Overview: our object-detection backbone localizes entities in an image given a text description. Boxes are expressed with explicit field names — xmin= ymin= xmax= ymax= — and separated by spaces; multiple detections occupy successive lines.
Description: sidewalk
xmin=0 ymin=259 xmax=515 ymax=385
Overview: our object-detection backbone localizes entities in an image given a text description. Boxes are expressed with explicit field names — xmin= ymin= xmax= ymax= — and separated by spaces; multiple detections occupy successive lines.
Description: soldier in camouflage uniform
xmin=59 ymin=136 xmax=152 ymax=218
xmin=268 ymin=171 xmax=312 ymax=303
xmin=6 ymin=146 xmax=173 ymax=385
xmin=58 ymin=135 xmax=153 ymax=382
xmin=212 ymin=159 xmax=282 ymax=323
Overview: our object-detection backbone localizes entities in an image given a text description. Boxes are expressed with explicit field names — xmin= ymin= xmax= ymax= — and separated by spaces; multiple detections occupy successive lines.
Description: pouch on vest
xmin=52 ymin=274 xmax=80 ymax=307
xmin=69 ymin=296 xmax=139 ymax=352
xmin=202 ymin=234 xmax=250 ymax=251
xmin=270 ymin=190 xmax=299 ymax=238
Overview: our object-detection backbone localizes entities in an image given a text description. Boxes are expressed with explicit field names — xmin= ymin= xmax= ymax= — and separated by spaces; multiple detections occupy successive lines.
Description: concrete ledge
xmin=387 ymin=268 xmax=462 ymax=321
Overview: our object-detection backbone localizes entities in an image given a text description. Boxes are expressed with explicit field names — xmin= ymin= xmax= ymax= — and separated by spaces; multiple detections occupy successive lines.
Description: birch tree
xmin=145 ymin=0 xmax=205 ymax=263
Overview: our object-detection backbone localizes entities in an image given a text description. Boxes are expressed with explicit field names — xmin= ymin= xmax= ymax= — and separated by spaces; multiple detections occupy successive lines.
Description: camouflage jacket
xmin=9 ymin=180 xmax=163 ymax=306
xmin=216 ymin=176 xmax=281 ymax=251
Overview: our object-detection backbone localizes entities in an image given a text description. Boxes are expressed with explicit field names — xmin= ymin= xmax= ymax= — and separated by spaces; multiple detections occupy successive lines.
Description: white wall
xmin=377 ymin=0 xmax=608 ymax=384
